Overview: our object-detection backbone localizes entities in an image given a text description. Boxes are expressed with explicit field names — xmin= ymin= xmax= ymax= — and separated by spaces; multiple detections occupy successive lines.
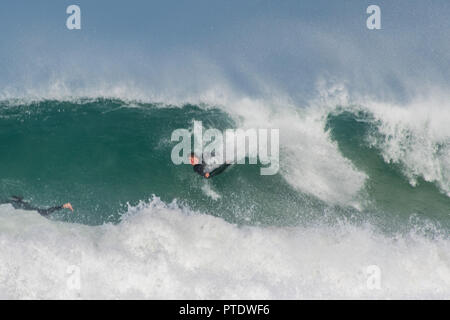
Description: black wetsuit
xmin=2 ymin=197 xmax=64 ymax=216
xmin=193 ymin=162 xmax=231 ymax=178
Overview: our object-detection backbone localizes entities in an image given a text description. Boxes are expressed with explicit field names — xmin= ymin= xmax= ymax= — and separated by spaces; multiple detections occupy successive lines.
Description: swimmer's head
xmin=189 ymin=152 xmax=199 ymax=165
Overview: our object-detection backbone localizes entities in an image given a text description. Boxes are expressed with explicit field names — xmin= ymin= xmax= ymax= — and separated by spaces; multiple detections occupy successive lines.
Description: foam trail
xmin=0 ymin=199 xmax=449 ymax=299
xmin=201 ymin=183 xmax=221 ymax=201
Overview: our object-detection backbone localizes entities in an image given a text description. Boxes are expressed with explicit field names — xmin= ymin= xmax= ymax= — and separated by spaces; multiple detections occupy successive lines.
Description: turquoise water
xmin=0 ymin=98 xmax=448 ymax=233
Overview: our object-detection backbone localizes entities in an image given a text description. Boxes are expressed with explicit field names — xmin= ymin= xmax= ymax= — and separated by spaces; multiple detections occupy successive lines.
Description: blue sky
xmin=1 ymin=1 xmax=449 ymax=101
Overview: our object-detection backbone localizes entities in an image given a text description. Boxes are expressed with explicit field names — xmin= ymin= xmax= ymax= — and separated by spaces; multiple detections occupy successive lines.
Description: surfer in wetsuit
xmin=1 ymin=196 xmax=73 ymax=216
xmin=189 ymin=152 xmax=231 ymax=179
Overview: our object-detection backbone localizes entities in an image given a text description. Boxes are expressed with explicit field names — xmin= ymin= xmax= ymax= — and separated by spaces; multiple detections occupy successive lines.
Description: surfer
xmin=1 ymin=196 xmax=74 ymax=216
xmin=189 ymin=152 xmax=231 ymax=179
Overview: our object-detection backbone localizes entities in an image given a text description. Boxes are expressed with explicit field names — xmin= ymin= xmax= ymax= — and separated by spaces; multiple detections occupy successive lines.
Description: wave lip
xmin=356 ymin=96 xmax=450 ymax=198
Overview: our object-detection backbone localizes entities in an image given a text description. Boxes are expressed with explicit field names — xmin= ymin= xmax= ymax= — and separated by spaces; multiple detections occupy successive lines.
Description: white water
xmin=201 ymin=183 xmax=221 ymax=201
xmin=0 ymin=198 xmax=449 ymax=299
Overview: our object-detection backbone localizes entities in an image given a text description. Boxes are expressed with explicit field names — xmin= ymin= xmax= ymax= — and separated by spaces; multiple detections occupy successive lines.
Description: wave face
xmin=0 ymin=97 xmax=449 ymax=298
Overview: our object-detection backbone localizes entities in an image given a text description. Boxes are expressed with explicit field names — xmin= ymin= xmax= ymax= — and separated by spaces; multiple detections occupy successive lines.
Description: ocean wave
xmin=1 ymin=89 xmax=448 ymax=212
xmin=0 ymin=93 xmax=369 ymax=208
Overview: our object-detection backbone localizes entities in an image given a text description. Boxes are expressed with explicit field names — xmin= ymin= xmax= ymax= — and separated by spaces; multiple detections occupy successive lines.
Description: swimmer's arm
xmin=205 ymin=163 xmax=231 ymax=178
xmin=37 ymin=203 xmax=73 ymax=216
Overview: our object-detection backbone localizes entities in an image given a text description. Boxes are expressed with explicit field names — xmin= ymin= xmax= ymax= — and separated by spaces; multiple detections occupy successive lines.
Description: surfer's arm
xmin=207 ymin=163 xmax=231 ymax=178
xmin=37 ymin=203 xmax=73 ymax=216
xmin=193 ymin=161 xmax=230 ymax=178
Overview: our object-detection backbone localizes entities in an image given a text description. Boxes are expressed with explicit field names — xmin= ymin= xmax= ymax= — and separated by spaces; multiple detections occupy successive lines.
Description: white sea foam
xmin=201 ymin=183 xmax=221 ymax=201
xmin=0 ymin=198 xmax=448 ymax=299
